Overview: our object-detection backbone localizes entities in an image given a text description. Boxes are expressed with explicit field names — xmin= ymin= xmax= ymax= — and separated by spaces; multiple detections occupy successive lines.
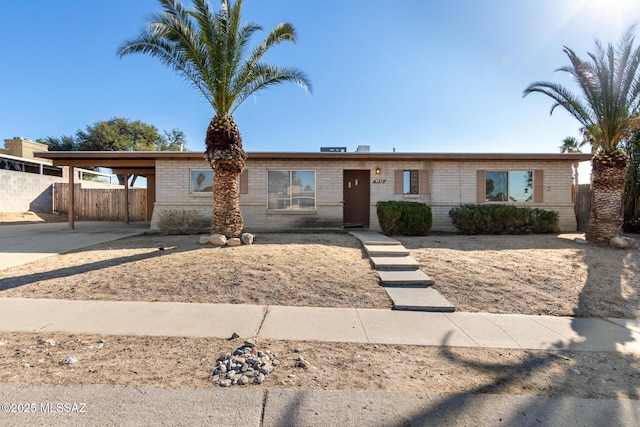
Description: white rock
xmin=60 ymin=356 xmax=77 ymax=365
xmin=199 ymin=235 xmax=210 ymax=245
xmin=610 ymin=236 xmax=629 ymax=250
xmin=227 ymin=238 xmax=241 ymax=247
xmin=241 ymin=233 xmax=255 ymax=245
xmin=208 ymin=234 xmax=227 ymax=246
xmin=254 ymin=373 xmax=265 ymax=384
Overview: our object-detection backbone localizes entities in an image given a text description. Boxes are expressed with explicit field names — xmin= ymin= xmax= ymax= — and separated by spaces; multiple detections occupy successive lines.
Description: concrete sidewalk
xmin=0 ymin=222 xmax=149 ymax=270
xmin=1 ymin=383 xmax=638 ymax=427
xmin=1 ymin=298 xmax=638 ymax=353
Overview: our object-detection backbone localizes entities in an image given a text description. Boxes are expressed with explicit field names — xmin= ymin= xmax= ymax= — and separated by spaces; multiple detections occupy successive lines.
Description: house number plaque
xmin=372 ymin=179 xmax=387 ymax=184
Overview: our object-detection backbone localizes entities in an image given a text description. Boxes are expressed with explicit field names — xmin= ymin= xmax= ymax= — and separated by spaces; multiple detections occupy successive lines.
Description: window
xmin=403 ymin=170 xmax=420 ymax=195
xmin=190 ymin=170 xmax=213 ymax=193
xmin=189 ymin=169 xmax=248 ymax=194
xmin=485 ymin=170 xmax=533 ymax=202
xmin=394 ymin=170 xmax=430 ymax=195
xmin=268 ymin=170 xmax=316 ymax=210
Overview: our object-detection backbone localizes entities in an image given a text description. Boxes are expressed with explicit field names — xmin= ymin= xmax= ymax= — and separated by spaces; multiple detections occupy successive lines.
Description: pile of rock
xmin=212 ymin=339 xmax=278 ymax=387
xmin=199 ymin=232 xmax=255 ymax=247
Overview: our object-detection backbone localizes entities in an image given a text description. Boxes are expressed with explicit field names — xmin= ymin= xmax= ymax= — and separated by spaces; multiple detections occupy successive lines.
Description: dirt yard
xmin=0 ymin=231 xmax=637 ymax=318
xmin=1 ymin=332 xmax=639 ymax=400
xmin=0 ymin=218 xmax=639 ymax=399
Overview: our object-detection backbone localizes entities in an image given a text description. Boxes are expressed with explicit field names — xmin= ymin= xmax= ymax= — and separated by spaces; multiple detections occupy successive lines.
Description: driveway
xmin=0 ymin=222 xmax=150 ymax=270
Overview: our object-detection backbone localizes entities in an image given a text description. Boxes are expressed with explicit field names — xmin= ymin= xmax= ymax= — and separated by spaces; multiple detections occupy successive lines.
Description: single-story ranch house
xmin=37 ymin=150 xmax=592 ymax=233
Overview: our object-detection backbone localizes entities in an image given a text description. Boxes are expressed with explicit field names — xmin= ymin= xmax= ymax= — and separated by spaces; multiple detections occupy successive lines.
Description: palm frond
xmin=119 ymin=0 xmax=311 ymax=118
xmin=524 ymin=25 xmax=640 ymax=154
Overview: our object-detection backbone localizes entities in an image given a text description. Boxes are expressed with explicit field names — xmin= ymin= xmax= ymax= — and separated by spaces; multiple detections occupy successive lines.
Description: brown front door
xmin=343 ymin=170 xmax=370 ymax=228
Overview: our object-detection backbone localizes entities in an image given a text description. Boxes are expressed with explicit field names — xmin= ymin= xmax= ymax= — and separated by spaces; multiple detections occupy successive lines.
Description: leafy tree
xmin=161 ymin=128 xmax=187 ymax=151
xmin=118 ymin=0 xmax=312 ymax=238
xmin=39 ymin=118 xmax=187 ymax=185
xmin=39 ymin=118 xmax=186 ymax=153
xmin=37 ymin=135 xmax=77 ymax=151
xmin=524 ymin=26 xmax=640 ymax=245
xmin=75 ymin=117 xmax=182 ymax=152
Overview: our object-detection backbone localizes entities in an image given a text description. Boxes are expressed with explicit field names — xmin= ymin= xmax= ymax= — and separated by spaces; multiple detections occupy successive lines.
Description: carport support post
xmin=68 ymin=165 xmax=75 ymax=230
xmin=124 ymin=173 xmax=129 ymax=224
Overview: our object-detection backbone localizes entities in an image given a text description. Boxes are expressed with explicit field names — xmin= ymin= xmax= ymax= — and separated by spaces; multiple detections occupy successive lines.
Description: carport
xmin=34 ymin=151 xmax=160 ymax=229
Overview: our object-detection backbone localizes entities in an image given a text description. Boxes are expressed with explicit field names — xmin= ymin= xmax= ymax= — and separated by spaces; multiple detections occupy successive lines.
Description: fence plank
xmin=54 ymin=184 xmax=147 ymax=221
xmin=574 ymin=184 xmax=591 ymax=232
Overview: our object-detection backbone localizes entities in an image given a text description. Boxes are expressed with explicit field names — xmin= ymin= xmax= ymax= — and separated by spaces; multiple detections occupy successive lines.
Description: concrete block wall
xmin=0 ymin=169 xmax=66 ymax=212
xmin=152 ymin=158 xmax=578 ymax=232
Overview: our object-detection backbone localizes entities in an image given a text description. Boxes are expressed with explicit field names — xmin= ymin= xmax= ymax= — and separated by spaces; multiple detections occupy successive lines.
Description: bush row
xmin=448 ymin=204 xmax=559 ymax=235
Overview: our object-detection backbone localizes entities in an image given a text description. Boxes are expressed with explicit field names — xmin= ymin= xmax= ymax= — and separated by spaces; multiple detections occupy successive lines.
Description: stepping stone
xmin=385 ymin=287 xmax=455 ymax=312
xmin=364 ymin=245 xmax=410 ymax=257
xmin=370 ymin=256 xmax=420 ymax=270
xmin=378 ymin=270 xmax=434 ymax=286
xmin=349 ymin=231 xmax=401 ymax=246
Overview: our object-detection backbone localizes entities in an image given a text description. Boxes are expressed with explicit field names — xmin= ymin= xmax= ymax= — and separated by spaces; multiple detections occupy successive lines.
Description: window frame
xmin=267 ymin=169 xmax=316 ymax=211
xmin=189 ymin=169 xmax=214 ymax=194
xmin=484 ymin=170 xmax=534 ymax=203
xmin=402 ymin=170 xmax=420 ymax=195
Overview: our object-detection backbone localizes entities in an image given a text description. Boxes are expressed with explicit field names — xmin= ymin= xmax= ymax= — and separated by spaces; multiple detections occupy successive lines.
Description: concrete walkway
xmin=1 ymin=298 xmax=638 ymax=353
xmin=0 ymin=222 xmax=150 ymax=270
xmin=350 ymin=230 xmax=455 ymax=311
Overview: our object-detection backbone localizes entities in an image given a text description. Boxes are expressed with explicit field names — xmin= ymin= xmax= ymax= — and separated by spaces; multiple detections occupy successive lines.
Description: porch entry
xmin=343 ymin=170 xmax=370 ymax=228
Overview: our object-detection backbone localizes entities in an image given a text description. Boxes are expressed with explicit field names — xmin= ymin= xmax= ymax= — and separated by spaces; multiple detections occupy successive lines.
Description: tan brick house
xmin=37 ymin=151 xmax=592 ymax=232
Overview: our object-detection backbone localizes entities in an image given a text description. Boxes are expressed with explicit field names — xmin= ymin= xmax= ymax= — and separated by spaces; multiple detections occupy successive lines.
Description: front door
xmin=343 ymin=170 xmax=370 ymax=228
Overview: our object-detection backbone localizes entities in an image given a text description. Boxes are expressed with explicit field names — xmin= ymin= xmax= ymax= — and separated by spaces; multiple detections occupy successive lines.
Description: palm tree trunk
xmin=211 ymin=169 xmax=243 ymax=237
xmin=205 ymin=115 xmax=247 ymax=238
xmin=585 ymin=153 xmax=627 ymax=244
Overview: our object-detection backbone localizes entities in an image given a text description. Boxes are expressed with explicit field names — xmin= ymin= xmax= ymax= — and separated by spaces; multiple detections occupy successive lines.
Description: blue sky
xmin=2 ymin=0 xmax=640 ymax=158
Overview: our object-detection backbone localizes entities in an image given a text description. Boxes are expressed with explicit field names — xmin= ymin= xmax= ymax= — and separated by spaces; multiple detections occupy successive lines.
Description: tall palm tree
xmin=118 ymin=0 xmax=312 ymax=237
xmin=524 ymin=26 xmax=640 ymax=245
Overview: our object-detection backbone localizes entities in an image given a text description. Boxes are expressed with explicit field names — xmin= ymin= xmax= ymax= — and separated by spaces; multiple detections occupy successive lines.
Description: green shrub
xmin=448 ymin=204 xmax=559 ymax=235
xmin=377 ymin=201 xmax=432 ymax=236
xmin=157 ymin=209 xmax=206 ymax=235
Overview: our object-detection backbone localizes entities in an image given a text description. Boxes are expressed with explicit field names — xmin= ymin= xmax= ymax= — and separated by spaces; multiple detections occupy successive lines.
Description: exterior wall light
xmin=375 ymin=167 xmax=381 ymax=175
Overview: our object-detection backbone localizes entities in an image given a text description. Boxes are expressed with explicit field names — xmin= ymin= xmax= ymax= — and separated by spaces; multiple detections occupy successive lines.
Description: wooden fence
xmin=54 ymin=183 xmax=148 ymax=221
xmin=574 ymin=184 xmax=592 ymax=232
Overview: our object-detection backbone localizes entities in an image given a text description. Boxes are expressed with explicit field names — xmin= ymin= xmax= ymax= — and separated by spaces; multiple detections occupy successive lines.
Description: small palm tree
xmin=118 ymin=0 xmax=312 ymax=237
xmin=559 ymin=136 xmax=585 ymax=154
xmin=560 ymin=136 xmax=586 ymax=186
xmin=524 ymin=26 xmax=640 ymax=244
